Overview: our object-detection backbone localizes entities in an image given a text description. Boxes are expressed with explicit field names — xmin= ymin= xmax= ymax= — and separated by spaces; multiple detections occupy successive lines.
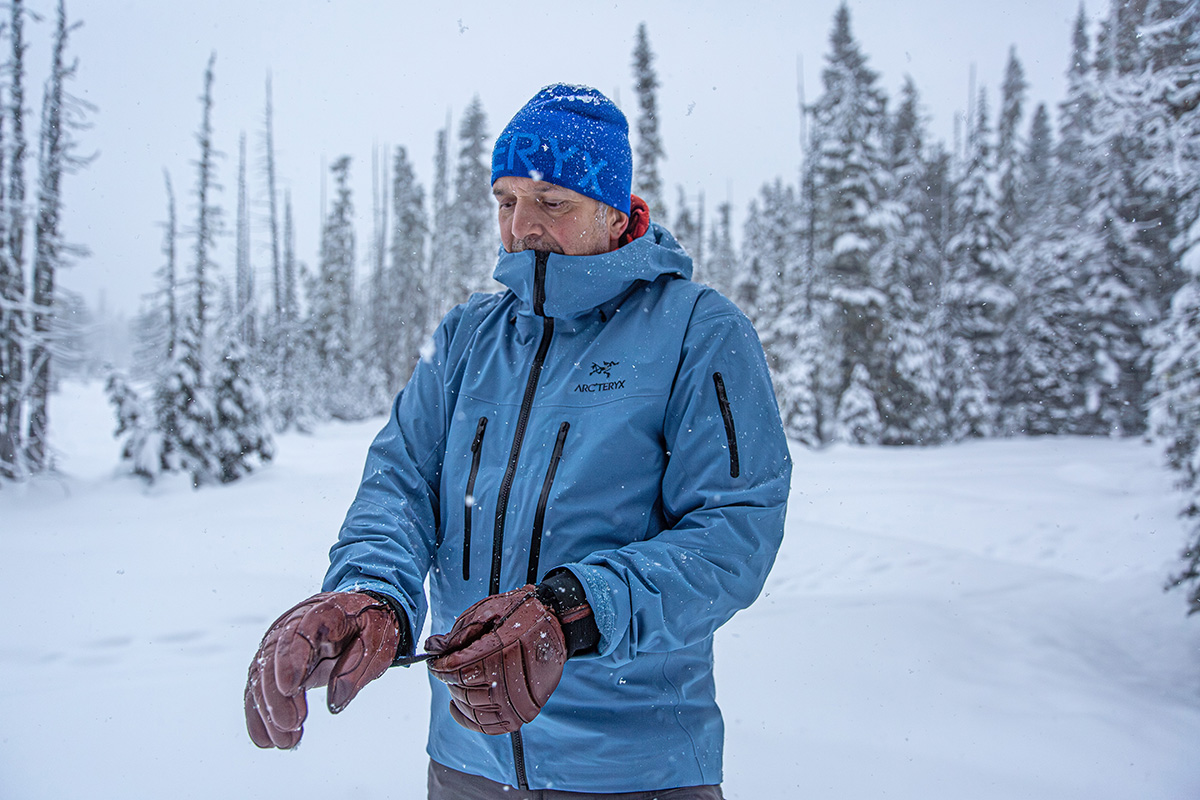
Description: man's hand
xmin=244 ymin=592 xmax=401 ymax=749
xmin=426 ymin=585 xmax=570 ymax=735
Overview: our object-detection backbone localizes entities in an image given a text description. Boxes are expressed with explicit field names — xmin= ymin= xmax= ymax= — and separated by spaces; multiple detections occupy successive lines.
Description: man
xmin=245 ymin=83 xmax=791 ymax=799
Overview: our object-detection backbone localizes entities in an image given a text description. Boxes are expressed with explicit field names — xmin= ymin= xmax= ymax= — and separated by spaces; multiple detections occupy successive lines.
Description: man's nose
xmin=509 ymin=198 xmax=544 ymax=240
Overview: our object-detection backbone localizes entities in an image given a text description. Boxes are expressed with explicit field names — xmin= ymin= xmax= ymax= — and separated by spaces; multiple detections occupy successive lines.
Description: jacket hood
xmin=492 ymin=222 xmax=693 ymax=320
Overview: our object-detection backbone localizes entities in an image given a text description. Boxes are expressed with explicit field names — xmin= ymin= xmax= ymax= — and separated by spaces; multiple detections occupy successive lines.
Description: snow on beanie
xmin=491 ymin=84 xmax=632 ymax=215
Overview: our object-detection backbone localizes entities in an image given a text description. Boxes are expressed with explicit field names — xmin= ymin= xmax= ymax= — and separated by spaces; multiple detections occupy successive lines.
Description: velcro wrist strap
xmin=537 ymin=569 xmax=600 ymax=658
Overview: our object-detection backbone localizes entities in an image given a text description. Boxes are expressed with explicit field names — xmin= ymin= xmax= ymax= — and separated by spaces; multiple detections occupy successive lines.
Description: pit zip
xmin=527 ymin=421 xmax=570 ymax=584
xmin=713 ymin=372 xmax=740 ymax=478
xmin=461 ymin=416 xmax=489 ymax=580
xmin=495 ymin=250 xmax=554 ymax=792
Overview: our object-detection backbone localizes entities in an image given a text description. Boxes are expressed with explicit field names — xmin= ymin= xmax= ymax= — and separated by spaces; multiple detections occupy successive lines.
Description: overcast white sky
xmin=49 ymin=0 xmax=1089 ymax=317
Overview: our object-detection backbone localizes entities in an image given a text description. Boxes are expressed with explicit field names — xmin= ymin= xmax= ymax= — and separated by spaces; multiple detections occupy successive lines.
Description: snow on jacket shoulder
xmin=324 ymin=222 xmax=791 ymax=793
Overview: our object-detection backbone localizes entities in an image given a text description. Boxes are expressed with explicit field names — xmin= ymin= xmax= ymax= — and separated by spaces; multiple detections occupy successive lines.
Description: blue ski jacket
xmin=324 ymin=223 xmax=791 ymax=793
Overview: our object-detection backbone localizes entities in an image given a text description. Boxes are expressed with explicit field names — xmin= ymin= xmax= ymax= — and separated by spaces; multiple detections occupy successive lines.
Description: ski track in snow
xmin=1 ymin=381 xmax=1198 ymax=800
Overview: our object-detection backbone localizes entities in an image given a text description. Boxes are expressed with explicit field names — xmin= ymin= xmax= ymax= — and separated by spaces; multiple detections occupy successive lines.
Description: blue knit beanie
xmin=491 ymin=84 xmax=632 ymax=215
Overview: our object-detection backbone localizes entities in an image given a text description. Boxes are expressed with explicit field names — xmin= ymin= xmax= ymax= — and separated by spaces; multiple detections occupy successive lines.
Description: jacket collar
xmin=493 ymin=222 xmax=693 ymax=320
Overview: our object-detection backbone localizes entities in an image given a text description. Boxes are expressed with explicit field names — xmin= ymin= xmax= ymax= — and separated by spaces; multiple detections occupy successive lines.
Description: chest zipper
xmin=461 ymin=416 xmax=489 ymax=580
xmin=491 ymin=250 xmax=554 ymax=597
xmin=713 ymin=372 xmax=741 ymax=478
xmin=501 ymin=251 xmax=554 ymax=792
xmin=527 ymin=421 xmax=570 ymax=585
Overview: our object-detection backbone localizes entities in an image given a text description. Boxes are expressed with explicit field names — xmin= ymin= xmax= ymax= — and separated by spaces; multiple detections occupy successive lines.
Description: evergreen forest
xmin=3 ymin=2 xmax=1200 ymax=612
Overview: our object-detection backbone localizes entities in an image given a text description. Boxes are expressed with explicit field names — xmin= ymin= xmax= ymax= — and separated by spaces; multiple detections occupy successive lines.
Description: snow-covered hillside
xmin=0 ymin=381 xmax=1197 ymax=799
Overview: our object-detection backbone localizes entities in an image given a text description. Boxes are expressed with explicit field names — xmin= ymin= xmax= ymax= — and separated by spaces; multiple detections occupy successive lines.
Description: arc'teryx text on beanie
xmin=491 ymin=83 xmax=632 ymax=215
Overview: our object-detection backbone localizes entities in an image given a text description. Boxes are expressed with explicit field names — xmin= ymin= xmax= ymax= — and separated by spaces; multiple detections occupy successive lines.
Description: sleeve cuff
xmin=538 ymin=569 xmax=601 ymax=659
xmin=357 ymin=589 xmax=415 ymax=666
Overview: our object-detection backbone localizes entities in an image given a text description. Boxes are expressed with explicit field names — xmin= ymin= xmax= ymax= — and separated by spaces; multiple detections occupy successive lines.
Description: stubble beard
xmin=509 ymin=236 xmax=564 ymax=255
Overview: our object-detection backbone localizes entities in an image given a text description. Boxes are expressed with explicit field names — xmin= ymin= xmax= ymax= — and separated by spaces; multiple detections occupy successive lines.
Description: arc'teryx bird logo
xmin=575 ymin=361 xmax=624 ymax=393
xmin=589 ymin=361 xmax=618 ymax=379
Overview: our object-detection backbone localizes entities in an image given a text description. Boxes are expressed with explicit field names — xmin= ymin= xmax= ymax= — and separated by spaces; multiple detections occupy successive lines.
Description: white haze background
xmin=1 ymin=383 xmax=1197 ymax=798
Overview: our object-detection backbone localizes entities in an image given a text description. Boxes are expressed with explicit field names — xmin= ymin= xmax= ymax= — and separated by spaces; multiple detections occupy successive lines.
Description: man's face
xmin=493 ymin=176 xmax=628 ymax=256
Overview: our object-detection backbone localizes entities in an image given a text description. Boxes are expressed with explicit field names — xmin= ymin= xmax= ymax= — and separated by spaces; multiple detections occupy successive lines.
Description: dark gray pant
xmin=427 ymin=760 xmax=724 ymax=800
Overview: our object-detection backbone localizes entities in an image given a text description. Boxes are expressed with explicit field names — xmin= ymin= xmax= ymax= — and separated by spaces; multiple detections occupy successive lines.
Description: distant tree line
xmin=100 ymin=3 xmax=1200 ymax=613
xmin=106 ymin=51 xmax=502 ymax=486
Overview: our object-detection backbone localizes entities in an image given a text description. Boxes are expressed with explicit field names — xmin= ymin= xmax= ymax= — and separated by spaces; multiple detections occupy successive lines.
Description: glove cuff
xmin=537 ymin=569 xmax=600 ymax=658
xmin=357 ymin=590 xmax=414 ymax=666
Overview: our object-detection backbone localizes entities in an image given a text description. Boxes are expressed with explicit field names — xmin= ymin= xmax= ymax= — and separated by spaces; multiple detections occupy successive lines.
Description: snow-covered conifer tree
xmin=704 ymin=201 xmax=737 ymax=299
xmin=942 ymin=339 xmax=993 ymax=440
xmin=770 ymin=306 xmax=823 ymax=447
xmin=257 ymin=76 xmax=303 ymax=431
xmin=128 ymin=53 xmax=223 ymax=485
xmin=307 ymin=154 xmax=357 ymax=418
xmin=1008 ymin=104 xmax=1090 ymax=435
xmin=159 ymin=172 xmax=178 ymax=360
xmin=358 ymin=145 xmax=391 ymax=413
xmin=1021 ymin=104 xmax=1056 ymax=235
xmin=188 ymin=52 xmax=220 ymax=378
xmin=834 ymin=363 xmax=883 ymax=444
xmin=28 ymin=0 xmax=90 ymax=470
xmin=875 ymin=76 xmax=943 ymax=444
xmin=262 ymin=74 xmax=282 ymax=329
xmin=1066 ymin=0 xmax=1174 ymax=436
xmin=0 ymin=0 xmax=27 ymax=480
xmin=805 ymin=2 xmax=892 ymax=442
xmin=104 ymin=371 xmax=162 ymax=483
xmin=263 ymin=193 xmax=310 ymax=431
xmin=212 ymin=337 xmax=273 ymax=483
xmin=426 ymin=123 xmax=451 ymax=323
xmin=672 ymin=186 xmax=700 ymax=263
xmin=127 ymin=53 xmax=223 ymax=485
xmin=632 ymin=22 xmax=667 ymax=221
xmin=1143 ymin=0 xmax=1200 ymax=611
xmin=445 ymin=97 xmax=494 ymax=304
xmin=730 ymin=225 xmax=766 ymax=328
xmin=158 ymin=324 xmax=217 ymax=486
xmin=233 ymin=132 xmax=254 ymax=345
xmin=1156 ymin=218 xmax=1200 ymax=612
xmin=112 ymin=181 xmax=175 ymax=479
xmin=740 ymin=179 xmax=814 ymax=438
xmin=944 ymin=90 xmax=1014 ymax=434
xmin=1057 ymin=6 xmax=1097 ymax=215
xmin=996 ymin=47 xmax=1028 ymax=243
xmin=740 ymin=179 xmax=799 ymax=350
xmin=386 ymin=144 xmax=429 ymax=392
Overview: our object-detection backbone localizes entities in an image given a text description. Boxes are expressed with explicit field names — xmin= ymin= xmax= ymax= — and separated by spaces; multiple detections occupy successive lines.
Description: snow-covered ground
xmin=1 ymin=381 xmax=1197 ymax=799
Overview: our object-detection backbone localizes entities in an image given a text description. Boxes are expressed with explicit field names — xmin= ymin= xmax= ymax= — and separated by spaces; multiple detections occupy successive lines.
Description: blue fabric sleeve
xmin=321 ymin=303 xmax=471 ymax=653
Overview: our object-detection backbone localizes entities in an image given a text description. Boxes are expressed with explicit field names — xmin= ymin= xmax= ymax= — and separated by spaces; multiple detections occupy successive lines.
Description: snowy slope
xmin=0 ymin=381 xmax=1197 ymax=799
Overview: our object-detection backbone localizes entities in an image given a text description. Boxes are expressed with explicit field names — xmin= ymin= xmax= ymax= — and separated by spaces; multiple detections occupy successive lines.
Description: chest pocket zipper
xmin=712 ymin=372 xmax=740 ymax=479
xmin=463 ymin=416 xmax=489 ymax=581
xmin=527 ymin=421 xmax=570 ymax=584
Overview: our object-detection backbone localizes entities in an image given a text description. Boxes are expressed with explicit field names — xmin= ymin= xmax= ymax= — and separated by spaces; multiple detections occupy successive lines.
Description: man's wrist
xmin=537 ymin=569 xmax=600 ymax=658
xmin=357 ymin=589 xmax=414 ymax=666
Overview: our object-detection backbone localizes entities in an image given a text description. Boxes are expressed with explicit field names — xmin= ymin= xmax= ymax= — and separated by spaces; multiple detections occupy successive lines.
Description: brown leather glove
xmin=244 ymin=591 xmax=402 ymax=749
xmin=426 ymin=584 xmax=588 ymax=735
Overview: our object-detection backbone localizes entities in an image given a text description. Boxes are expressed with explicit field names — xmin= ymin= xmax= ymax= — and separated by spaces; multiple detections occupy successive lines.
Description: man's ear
xmin=607 ymin=208 xmax=630 ymax=242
